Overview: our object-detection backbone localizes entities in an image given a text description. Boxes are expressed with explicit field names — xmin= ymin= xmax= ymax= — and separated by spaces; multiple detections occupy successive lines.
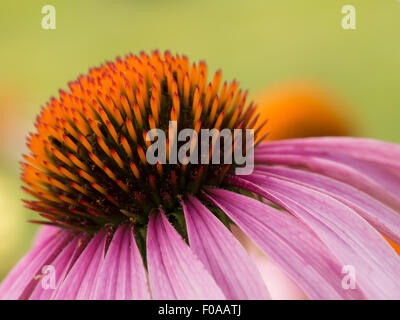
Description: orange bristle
xmin=111 ymin=149 xmax=124 ymax=169
xmin=130 ymin=161 xmax=140 ymax=179
xmin=120 ymin=136 xmax=133 ymax=158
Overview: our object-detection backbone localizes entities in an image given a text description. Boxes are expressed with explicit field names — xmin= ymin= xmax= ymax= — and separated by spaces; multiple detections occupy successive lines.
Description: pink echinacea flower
xmin=1 ymin=51 xmax=400 ymax=300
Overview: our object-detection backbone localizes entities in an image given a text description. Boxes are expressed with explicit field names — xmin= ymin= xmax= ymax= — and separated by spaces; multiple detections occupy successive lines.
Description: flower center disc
xmin=22 ymin=51 xmax=264 ymax=233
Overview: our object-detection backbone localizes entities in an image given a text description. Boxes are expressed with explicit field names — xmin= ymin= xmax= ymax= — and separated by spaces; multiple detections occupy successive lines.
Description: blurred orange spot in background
xmin=0 ymin=84 xmax=31 ymax=164
xmin=254 ymin=80 xmax=354 ymax=141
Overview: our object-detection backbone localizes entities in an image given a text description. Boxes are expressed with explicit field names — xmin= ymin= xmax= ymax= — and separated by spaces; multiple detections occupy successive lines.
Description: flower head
xmin=1 ymin=51 xmax=400 ymax=300
xmin=21 ymin=50 xmax=259 ymax=234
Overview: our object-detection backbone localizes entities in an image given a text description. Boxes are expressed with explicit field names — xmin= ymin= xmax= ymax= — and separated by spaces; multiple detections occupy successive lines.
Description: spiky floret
xmin=22 ymin=51 xmax=264 ymax=233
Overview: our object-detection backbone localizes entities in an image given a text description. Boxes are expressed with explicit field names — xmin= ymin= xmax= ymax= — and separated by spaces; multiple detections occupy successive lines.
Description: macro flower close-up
xmin=0 ymin=50 xmax=400 ymax=300
xmin=1 ymin=2 xmax=400 ymax=308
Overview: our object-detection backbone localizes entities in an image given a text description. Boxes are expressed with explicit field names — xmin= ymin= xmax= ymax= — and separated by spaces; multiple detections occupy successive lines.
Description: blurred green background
xmin=0 ymin=0 xmax=399 ymax=280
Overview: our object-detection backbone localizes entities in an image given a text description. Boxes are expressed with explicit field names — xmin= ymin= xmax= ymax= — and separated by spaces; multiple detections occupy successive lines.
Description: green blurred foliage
xmin=0 ymin=0 xmax=399 ymax=279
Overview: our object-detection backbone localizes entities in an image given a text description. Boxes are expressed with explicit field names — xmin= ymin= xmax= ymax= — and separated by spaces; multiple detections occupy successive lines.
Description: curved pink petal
xmin=231 ymin=225 xmax=308 ymax=300
xmin=233 ymin=174 xmax=400 ymax=299
xmin=267 ymin=146 xmax=400 ymax=199
xmin=92 ymin=224 xmax=150 ymax=300
xmin=255 ymin=166 xmax=400 ymax=244
xmin=33 ymin=226 xmax=61 ymax=247
xmin=29 ymin=233 xmax=89 ymax=300
xmin=53 ymin=228 xmax=109 ymax=300
xmin=255 ymin=141 xmax=400 ymax=210
xmin=147 ymin=210 xmax=225 ymax=299
xmin=257 ymin=137 xmax=400 ymax=170
xmin=323 ymin=153 xmax=400 ymax=200
xmin=203 ymin=187 xmax=362 ymax=299
xmin=0 ymin=229 xmax=73 ymax=300
xmin=182 ymin=195 xmax=270 ymax=299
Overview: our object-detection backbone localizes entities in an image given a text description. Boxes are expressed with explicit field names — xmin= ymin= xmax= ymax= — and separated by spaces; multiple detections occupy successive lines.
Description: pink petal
xmin=182 ymin=195 xmax=270 ymax=299
xmin=255 ymin=166 xmax=400 ymax=244
xmin=53 ymin=228 xmax=109 ymax=300
xmin=92 ymin=224 xmax=150 ymax=300
xmin=29 ymin=233 xmax=89 ymax=300
xmin=0 ymin=229 xmax=73 ymax=300
xmin=234 ymin=174 xmax=400 ymax=299
xmin=33 ymin=226 xmax=61 ymax=247
xmin=257 ymin=137 xmax=400 ymax=170
xmin=147 ymin=210 xmax=225 ymax=299
xmin=203 ymin=187 xmax=361 ymax=299
xmin=231 ymin=225 xmax=308 ymax=300
xmin=255 ymin=141 xmax=400 ymax=210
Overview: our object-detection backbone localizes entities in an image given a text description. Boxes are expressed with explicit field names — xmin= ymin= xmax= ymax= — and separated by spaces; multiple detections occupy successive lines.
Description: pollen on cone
xmin=20 ymin=50 xmax=261 ymax=232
